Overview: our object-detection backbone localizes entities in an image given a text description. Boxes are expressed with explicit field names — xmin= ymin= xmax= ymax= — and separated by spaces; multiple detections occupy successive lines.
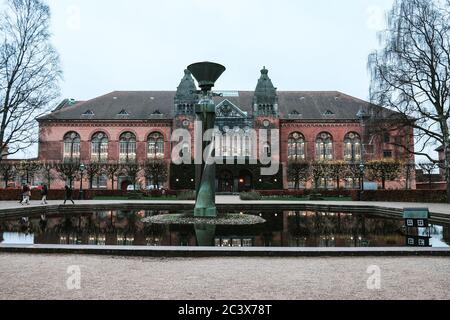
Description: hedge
xmin=257 ymin=190 xmax=354 ymax=198
xmin=0 ymin=188 xmax=181 ymax=201
xmin=358 ymin=190 xmax=448 ymax=203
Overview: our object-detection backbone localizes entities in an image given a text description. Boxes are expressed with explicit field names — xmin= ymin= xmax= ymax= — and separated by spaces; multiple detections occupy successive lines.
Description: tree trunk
xmin=382 ymin=177 xmax=386 ymax=190
xmin=446 ymin=146 xmax=450 ymax=202
xmin=443 ymin=125 xmax=450 ymax=203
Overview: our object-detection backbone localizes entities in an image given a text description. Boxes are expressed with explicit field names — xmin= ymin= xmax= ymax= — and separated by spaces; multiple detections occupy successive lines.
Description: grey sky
xmin=48 ymin=0 xmax=393 ymax=100
xmin=12 ymin=0 xmax=412 ymax=158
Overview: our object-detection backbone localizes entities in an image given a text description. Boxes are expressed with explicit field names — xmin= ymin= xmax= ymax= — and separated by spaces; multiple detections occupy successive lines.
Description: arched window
xmin=232 ymin=128 xmax=243 ymax=157
xmin=344 ymin=132 xmax=362 ymax=162
xmin=316 ymin=132 xmax=333 ymax=161
xmin=119 ymin=132 xmax=136 ymax=163
xmin=222 ymin=130 xmax=231 ymax=157
xmin=63 ymin=132 xmax=81 ymax=162
xmin=213 ymin=129 xmax=223 ymax=157
xmin=288 ymin=132 xmax=306 ymax=161
xmin=263 ymin=142 xmax=272 ymax=157
xmin=91 ymin=132 xmax=108 ymax=162
xmin=148 ymin=132 xmax=164 ymax=159
xmin=244 ymin=135 xmax=252 ymax=157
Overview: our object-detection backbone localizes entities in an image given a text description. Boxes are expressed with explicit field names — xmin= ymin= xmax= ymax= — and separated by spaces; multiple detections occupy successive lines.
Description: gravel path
xmin=1 ymin=253 xmax=449 ymax=300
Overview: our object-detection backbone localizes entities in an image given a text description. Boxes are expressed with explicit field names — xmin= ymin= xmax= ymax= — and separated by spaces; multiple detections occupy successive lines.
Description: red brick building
xmin=36 ymin=67 xmax=415 ymax=191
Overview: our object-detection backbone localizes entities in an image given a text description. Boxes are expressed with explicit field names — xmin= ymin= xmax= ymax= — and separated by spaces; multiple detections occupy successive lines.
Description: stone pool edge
xmin=1 ymin=244 xmax=450 ymax=257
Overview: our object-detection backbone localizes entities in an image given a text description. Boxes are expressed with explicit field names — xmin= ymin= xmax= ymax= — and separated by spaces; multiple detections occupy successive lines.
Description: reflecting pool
xmin=0 ymin=210 xmax=449 ymax=248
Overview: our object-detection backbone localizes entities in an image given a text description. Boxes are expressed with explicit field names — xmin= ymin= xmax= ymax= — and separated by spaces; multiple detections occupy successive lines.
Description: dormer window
xmin=82 ymin=110 xmax=95 ymax=116
xmin=118 ymin=109 xmax=129 ymax=116
xmin=323 ymin=110 xmax=335 ymax=116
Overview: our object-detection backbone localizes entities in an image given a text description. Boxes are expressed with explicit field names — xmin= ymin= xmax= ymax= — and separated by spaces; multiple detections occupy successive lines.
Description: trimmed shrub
xmin=356 ymin=190 xmax=447 ymax=203
xmin=176 ymin=190 xmax=196 ymax=200
xmin=240 ymin=191 xmax=262 ymax=201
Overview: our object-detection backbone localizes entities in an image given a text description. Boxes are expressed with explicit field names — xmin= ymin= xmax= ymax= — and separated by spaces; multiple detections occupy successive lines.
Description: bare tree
xmin=40 ymin=161 xmax=56 ymax=188
xmin=0 ymin=161 xmax=15 ymax=188
xmin=328 ymin=161 xmax=348 ymax=190
xmin=16 ymin=159 xmax=40 ymax=184
xmin=367 ymin=160 xmax=403 ymax=190
xmin=418 ymin=162 xmax=439 ymax=188
xmin=311 ymin=161 xmax=334 ymax=190
xmin=143 ymin=160 xmax=168 ymax=189
xmin=0 ymin=0 xmax=61 ymax=160
xmin=287 ymin=161 xmax=310 ymax=190
xmin=85 ymin=162 xmax=103 ymax=189
xmin=55 ymin=162 xmax=79 ymax=188
xmin=122 ymin=162 xmax=142 ymax=191
xmin=368 ymin=0 xmax=450 ymax=200
xmin=105 ymin=162 xmax=122 ymax=191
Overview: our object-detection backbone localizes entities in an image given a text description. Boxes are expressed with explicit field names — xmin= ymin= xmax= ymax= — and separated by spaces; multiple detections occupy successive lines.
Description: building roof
xmin=39 ymin=90 xmax=386 ymax=122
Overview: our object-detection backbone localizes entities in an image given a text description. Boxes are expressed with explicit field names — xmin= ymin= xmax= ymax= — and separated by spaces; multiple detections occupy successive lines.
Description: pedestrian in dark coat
xmin=64 ymin=185 xmax=75 ymax=205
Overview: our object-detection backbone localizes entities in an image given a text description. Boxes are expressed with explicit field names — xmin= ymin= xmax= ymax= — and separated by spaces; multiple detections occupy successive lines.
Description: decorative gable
xmin=216 ymin=99 xmax=248 ymax=119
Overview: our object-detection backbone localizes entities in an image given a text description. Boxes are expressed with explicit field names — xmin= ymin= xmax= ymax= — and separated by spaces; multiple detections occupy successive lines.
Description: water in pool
xmin=0 ymin=210 xmax=448 ymax=248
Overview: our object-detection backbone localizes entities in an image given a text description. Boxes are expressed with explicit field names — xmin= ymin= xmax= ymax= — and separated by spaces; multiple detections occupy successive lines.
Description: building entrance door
xmin=121 ymin=180 xmax=132 ymax=191
xmin=218 ymin=171 xmax=234 ymax=193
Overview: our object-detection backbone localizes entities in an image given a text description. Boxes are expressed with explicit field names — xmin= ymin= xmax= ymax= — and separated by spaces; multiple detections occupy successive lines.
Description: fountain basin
xmin=143 ymin=213 xmax=266 ymax=226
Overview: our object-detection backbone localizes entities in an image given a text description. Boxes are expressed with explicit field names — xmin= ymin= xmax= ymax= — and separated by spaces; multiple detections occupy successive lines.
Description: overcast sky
xmin=11 ymin=0 xmax=405 ymax=158
xmin=47 ymin=0 xmax=394 ymax=100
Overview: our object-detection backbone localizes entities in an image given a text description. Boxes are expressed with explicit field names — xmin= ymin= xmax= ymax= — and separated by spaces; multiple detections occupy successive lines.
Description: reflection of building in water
xmin=1 ymin=211 xmax=407 ymax=247
xmin=443 ymin=226 xmax=450 ymax=245
xmin=285 ymin=211 xmax=405 ymax=247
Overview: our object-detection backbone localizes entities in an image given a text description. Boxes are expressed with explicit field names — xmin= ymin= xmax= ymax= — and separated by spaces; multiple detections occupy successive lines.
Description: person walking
xmin=18 ymin=184 xmax=25 ymax=203
xmin=64 ymin=185 xmax=75 ymax=205
xmin=21 ymin=184 xmax=31 ymax=205
xmin=41 ymin=184 xmax=49 ymax=205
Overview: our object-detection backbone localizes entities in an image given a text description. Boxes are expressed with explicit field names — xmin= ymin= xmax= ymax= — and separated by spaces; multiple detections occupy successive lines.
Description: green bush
xmin=240 ymin=191 xmax=262 ymax=201
xmin=177 ymin=190 xmax=196 ymax=200
xmin=308 ymin=193 xmax=324 ymax=201
xmin=127 ymin=191 xmax=144 ymax=200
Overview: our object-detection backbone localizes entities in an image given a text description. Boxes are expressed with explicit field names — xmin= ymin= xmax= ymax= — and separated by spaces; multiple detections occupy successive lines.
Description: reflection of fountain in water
xmin=195 ymin=225 xmax=216 ymax=246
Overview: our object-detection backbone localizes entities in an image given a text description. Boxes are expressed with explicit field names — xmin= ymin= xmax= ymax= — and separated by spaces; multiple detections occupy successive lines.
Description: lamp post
xmin=79 ymin=163 xmax=86 ymax=200
xmin=359 ymin=163 xmax=365 ymax=192
xmin=357 ymin=108 xmax=368 ymax=200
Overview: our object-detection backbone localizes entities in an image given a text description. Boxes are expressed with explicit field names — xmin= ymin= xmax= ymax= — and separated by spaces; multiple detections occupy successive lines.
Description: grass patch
xmin=240 ymin=191 xmax=262 ymax=201
xmin=93 ymin=195 xmax=178 ymax=201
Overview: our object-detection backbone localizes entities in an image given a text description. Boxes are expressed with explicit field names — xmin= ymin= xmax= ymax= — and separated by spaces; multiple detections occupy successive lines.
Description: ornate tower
xmin=174 ymin=69 xmax=198 ymax=116
xmin=253 ymin=67 xmax=279 ymax=117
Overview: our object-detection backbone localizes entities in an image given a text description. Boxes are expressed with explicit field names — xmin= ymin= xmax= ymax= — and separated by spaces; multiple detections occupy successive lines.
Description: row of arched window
xmin=288 ymin=132 xmax=362 ymax=162
xmin=63 ymin=130 xmax=362 ymax=163
xmin=63 ymin=131 xmax=165 ymax=163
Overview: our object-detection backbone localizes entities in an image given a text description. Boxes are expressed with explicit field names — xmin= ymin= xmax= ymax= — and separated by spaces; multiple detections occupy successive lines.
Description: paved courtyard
xmin=1 ymin=253 xmax=449 ymax=300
